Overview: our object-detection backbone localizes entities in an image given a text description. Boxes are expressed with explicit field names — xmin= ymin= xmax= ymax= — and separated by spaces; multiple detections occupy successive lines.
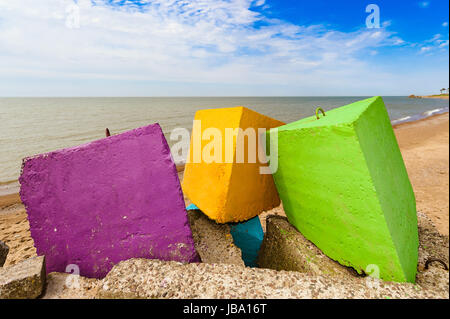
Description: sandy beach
xmin=393 ymin=112 xmax=449 ymax=235
xmin=409 ymin=94 xmax=449 ymax=100
xmin=1 ymin=112 xmax=449 ymax=269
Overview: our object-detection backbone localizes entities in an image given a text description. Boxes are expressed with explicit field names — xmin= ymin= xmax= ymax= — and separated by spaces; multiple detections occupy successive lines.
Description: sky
xmin=0 ymin=0 xmax=448 ymax=96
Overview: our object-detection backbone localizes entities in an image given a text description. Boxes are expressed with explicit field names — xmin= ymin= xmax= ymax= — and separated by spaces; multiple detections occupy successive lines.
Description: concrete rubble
xmin=0 ymin=240 xmax=9 ymax=267
xmin=42 ymin=272 xmax=100 ymax=299
xmin=0 ymin=211 xmax=447 ymax=299
xmin=257 ymin=215 xmax=356 ymax=277
xmin=0 ymin=256 xmax=46 ymax=299
xmin=97 ymin=258 xmax=448 ymax=299
xmin=187 ymin=210 xmax=244 ymax=266
xmin=93 ymin=212 xmax=448 ymax=299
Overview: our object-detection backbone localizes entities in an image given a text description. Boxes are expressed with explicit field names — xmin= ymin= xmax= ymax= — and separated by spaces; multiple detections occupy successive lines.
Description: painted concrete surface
xmin=266 ymin=97 xmax=418 ymax=283
xmin=182 ymin=106 xmax=284 ymax=223
xmin=186 ymin=204 xmax=199 ymax=211
xmin=230 ymin=216 xmax=264 ymax=267
xmin=19 ymin=123 xmax=199 ymax=279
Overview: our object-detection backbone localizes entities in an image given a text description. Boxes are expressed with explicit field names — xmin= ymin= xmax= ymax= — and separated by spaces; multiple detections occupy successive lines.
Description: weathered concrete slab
xmin=187 ymin=210 xmax=244 ymax=266
xmin=257 ymin=215 xmax=354 ymax=277
xmin=19 ymin=123 xmax=199 ymax=279
xmin=96 ymin=258 xmax=447 ymax=299
xmin=230 ymin=216 xmax=264 ymax=267
xmin=266 ymin=97 xmax=418 ymax=282
xmin=0 ymin=256 xmax=46 ymax=299
xmin=182 ymin=107 xmax=284 ymax=223
xmin=0 ymin=240 xmax=9 ymax=267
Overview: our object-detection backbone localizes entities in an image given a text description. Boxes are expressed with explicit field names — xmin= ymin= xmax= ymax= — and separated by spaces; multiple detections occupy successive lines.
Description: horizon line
xmin=0 ymin=95 xmax=417 ymax=98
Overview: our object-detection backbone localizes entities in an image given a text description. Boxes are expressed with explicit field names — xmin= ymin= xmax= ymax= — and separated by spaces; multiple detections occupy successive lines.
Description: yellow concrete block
xmin=182 ymin=106 xmax=285 ymax=223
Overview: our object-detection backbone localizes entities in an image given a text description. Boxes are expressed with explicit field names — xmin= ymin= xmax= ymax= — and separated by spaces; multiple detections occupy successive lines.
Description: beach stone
xmin=19 ymin=123 xmax=199 ymax=279
xmin=0 ymin=240 xmax=9 ymax=267
xmin=42 ymin=272 xmax=100 ymax=299
xmin=96 ymin=258 xmax=447 ymax=299
xmin=258 ymin=215 xmax=354 ymax=277
xmin=182 ymin=106 xmax=284 ymax=223
xmin=230 ymin=216 xmax=264 ymax=267
xmin=0 ymin=256 xmax=46 ymax=299
xmin=266 ymin=97 xmax=418 ymax=283
xmin=187 ymin=209 xmax=244 ymax=266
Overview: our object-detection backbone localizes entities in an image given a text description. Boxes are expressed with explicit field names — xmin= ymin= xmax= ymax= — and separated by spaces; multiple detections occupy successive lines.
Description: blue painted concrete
xmin=230 ymin=216 xmax=264 ymax=267
xmin=185 ymin=203 xmax=264 ymax=267
xmin=186 ymin=204 xmax=200 ymax=211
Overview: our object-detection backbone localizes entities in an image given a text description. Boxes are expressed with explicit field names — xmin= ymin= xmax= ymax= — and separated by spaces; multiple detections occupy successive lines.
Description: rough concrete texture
xmin=258 ymin=215 xmax=355 ymax=277
xmin=0 ymin=240 xmax=8 ymax=267
xmin=182 ymin=106 xmax=285 ymax=223
xmin=12 ymin=210 xmax=447 ymax=299
xmin=414 ymin=212 xmax=449 ymax=294
xmin=41 ymin=213 xmax=448 ymax=299
xmin=266 ymin=97 xmax=418 ymax=283
xmin=417 ymin=211 xmax=449 ymax=270
xmin=19 ymin=123 xmax=199 ymax=279
xmin=187 ymin=210 xmax=244 ymax=266
xmin=42 ymin=272 xmax=100 ymax=299
xmin=97 ymin=258 xmax=448 ymax=299
xmin=0 ymin=256 xmax=46 ymax=299
xmin=230 ymin=216 xmax=264 ymax=267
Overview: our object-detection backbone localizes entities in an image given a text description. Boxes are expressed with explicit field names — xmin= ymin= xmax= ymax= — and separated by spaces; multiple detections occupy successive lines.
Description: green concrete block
xmin=266 ymin=96 xmax=418 ymax=283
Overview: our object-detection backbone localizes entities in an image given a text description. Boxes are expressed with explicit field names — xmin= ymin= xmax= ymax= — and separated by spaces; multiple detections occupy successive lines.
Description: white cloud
xmin=419 ymin=1 xmax=430 ymax=8
xmin=253 ymin=0 xmax=265 ymax=7
xmin=382 ymin=20 xmax=392 ymax=28
xmin=418 ymin=33 xmax=449 ymax=53
xmin=0 ymin=0 xmax=445 ymax=96
xmin=439 ymin=40 xmax=449 ymax=48
xmin=443 ymin=22 xmax=449 ymax=27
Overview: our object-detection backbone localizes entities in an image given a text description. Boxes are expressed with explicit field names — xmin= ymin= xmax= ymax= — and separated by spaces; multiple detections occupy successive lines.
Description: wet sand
xmin=0 ymin=112 xmax=449 ymax=270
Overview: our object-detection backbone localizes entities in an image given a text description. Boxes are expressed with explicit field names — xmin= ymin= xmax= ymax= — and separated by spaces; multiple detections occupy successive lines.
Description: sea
xmin=0 ymin=96 xmax=448 ymax=195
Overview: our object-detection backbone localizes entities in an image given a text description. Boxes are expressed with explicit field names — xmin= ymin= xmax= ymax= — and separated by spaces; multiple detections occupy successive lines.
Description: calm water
xmin=0 ymin=96 xmax=448 ymax=194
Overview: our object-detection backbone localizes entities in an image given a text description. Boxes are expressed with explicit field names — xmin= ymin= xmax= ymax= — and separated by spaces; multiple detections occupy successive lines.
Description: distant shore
xmin=409 ymin=94 xmax=449 ymax=100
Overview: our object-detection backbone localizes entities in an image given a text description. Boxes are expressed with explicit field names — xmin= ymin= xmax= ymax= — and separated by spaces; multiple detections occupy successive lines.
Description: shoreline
xmin=1 ymin=108 xmax=448 ymax=198
xmin=1 ymin=112 xmax=449 ymax=234
xmin=0 ymin=111 xmax=448 ymax=204
xmin=409 ymin=94 xmax=449 ymax=100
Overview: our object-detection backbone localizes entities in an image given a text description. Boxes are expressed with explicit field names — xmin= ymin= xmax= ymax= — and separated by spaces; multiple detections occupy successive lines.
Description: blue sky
xmin=0 ymin=0 xmax=448 ymax=96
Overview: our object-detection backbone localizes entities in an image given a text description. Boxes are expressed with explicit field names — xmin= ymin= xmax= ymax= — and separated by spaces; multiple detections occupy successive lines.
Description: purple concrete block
xmin=19 ymin=123 xmax=199 ymax=278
